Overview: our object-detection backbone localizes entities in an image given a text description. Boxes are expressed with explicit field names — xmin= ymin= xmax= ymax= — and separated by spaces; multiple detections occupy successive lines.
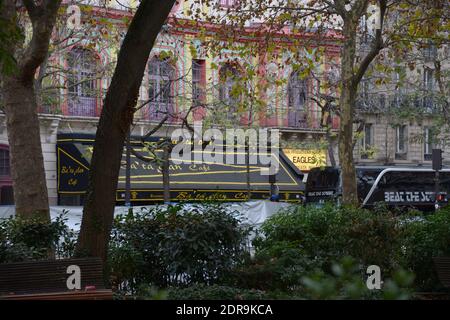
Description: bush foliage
xmin=231 ymin=204 xmax=450 ymax=296
xmin=400 ymin=208 xmax=450 ymax=290
xmin=109 ymin=203 xmax=252 ymax=294
xmin=167 ymin=284 xmax=267 ymax=300
xmin=2 ymin=203 xmax=450 ymax=298
xmin=229 ymin=204 xmax=403 ymax=294
xmin=0 ymin=212 xmax=76 ymax=263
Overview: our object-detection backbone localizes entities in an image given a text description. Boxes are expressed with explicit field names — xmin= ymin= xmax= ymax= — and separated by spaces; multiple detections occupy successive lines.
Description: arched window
xmin=0 ymin=145 xmax=13 ymax=205
xmin=67 ymin=48 xmax=99 ymax=116
xmin=288 ymin=71 xmax=308 ymax=127
xmin=219 ymin=63 xmax=241 ymax=120
xmin=148 ymin=57 xmax=174 ymax=121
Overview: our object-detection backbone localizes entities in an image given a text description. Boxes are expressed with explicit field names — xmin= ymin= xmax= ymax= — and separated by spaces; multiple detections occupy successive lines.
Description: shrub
xmin=226 ymin=203 xmax=407 ymax=295
xmin=167 ymin=284 xmax=267 ymax=300
xmin=228 ymin=243 xmax=314 ymax=292
xmin=0 ymin=212 xmax=77 ymax=263
xmin=109 ymin=203 xmax=252 ymax=294
xmin=301 ymin=257 xmax=415 ymax=300
xmin=400 ymin=207 xmax=450 ymax=291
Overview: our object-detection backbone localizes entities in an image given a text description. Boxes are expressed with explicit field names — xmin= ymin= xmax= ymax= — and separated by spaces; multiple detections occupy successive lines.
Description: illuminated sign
xmin=56 ymin=134 xmax=305 ymax=203
xmin=283 ymin=149 xmax=327 ymax=172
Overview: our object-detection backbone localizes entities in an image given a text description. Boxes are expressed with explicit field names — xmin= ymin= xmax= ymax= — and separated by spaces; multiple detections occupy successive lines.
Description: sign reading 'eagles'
xmin=57 ymin=134 xmax=305 ymax=203
xmin=282 ymin=149 xmax=327 ymax=172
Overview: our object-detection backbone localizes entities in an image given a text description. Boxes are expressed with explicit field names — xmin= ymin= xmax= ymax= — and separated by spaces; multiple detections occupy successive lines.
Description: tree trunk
xmin=76 ymin=0 xmax=176 ymax=262
xmin=246 ymin=140 xmax=251 ymax=200
xmin=0 ymin=0 xmax=62 ymax=220
xmin=326 ymin=129 xmax=337 ymax=167
xmin=2 ymin=77 xmax=49 ymax=219
xmin=338 ymin=21 xmax=359 ymax=205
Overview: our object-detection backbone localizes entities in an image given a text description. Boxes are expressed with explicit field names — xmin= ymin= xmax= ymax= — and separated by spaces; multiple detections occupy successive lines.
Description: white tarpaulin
xmin=0 ymin=201 xmax=292 ymax=231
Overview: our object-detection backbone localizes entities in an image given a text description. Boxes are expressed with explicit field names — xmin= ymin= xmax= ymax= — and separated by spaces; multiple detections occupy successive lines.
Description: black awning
xmin=56 ymin=133 xmax=304 ymax=202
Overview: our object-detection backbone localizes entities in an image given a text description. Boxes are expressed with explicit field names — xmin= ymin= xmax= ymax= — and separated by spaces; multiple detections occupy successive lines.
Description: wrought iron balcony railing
xmin=356 ymin=92 xmax=444 ymax=114
xmin=67 ymin=96 xmax=98 ymax=117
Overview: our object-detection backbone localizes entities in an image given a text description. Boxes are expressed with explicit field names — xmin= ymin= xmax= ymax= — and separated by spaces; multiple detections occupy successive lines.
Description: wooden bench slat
xmin=433 ymin=257 xmax=450 ymax=288
xmin=1 ymin=290 xmax=113 ymax=300
xmin=0 ymin=258 xmax=112 ymax=299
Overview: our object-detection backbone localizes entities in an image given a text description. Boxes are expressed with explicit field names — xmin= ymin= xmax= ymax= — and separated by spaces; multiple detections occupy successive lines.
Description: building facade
xmin=0 ymin=1 xmax=447 ymax=205
xmin=0 ymin=1 xmax=340 ymax=205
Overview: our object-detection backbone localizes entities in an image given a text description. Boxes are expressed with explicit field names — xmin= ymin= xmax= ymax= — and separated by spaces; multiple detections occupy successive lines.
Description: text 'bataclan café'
xmin=56 ymin=133 xmax=322 ymax=205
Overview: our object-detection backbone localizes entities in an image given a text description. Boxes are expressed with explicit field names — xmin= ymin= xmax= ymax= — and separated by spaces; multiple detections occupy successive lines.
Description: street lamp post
xmin=432 ymin=148 xmax=443 ymax=211
xmin=162 ymin=139 xmax=171 ymax=204
xmin=125 ymin=130 xmax=131 ymax=208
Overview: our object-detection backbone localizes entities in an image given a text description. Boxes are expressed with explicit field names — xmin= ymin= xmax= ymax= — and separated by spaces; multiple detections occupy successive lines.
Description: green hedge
xmin=109 ymin=203 xmax=252 ymax=294
xmin=230 ymin=204 xmax=450 ymax=294
xmin=400 ymin=208 xmax=450 ymax=290
xmin=0 ymin=212 xmax=76 ymax=262
xmin=2 ymin=203 xmax=450 ymax=298
xmin=229 ymin=204 xmax=402 ymax=293
xmin=167 ymin=284 xmax=267 ymax=300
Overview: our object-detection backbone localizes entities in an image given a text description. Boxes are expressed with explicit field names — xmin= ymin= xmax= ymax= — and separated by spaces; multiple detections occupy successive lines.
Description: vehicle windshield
xmin=357 ymin=168 xmax=384 ymax=201
xmin=306 ymin=167 xmax=340 ymax=191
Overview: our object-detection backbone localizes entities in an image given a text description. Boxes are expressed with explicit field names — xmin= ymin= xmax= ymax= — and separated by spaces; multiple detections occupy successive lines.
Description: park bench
xmin=416 ymin=257 xmax=450 ymax=300
xmin=0 ymin=257 xmax=113 ymax=300
xmin=433 ymin=257 xmax=450 ymax=289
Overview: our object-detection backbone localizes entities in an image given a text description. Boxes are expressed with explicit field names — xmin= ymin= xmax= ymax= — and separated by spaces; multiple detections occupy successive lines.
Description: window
xmin=361 ymin=124 xmax=373 ymax=159
xmin=0 ymin=148 xmax=10 ymax=176
xmin=219 ymin=0 xmax=238 ymax=8
xmin=423 ymin=41 xmax=437 ymax=61
xmin=424 ymin=127 xmax=434 ymax=161
xmin=392 ymin=68 xmax=405 ymax=108
xmin=0 ymin=146 xmax=13 ymax=206
xmin=192 ymin=59 xmax=206 ymax=106
xmin=378 ymin=94 xmax=386 ymax=109
xmin=0 ymin=186 xmax=14 ymax=205
xmin=395 ymin=125 xmax=408 ymax=160
xmin=423 ymin=67 xmax=434 ymax=111
xmin=219 ymin=63 xmax=241 ymax=119
xmin=357 ymin=168 xmax=384 ymax=202
xmin=424 ymin=67 xmax=434 ymax=91
xmin=288 ymin=71 xmax=308 ymax=128
xmin=306 ymin=167 xmax=340 ymax=191
xmin=67 ymin=48 xmax=99 ymax=116
xmin=361 ymin=78 xmax=370 ymax=101
xmin=148 ymin=57 xmax=174 ymax=121
xmin=359 ymin=15 xmax=370 ymax=44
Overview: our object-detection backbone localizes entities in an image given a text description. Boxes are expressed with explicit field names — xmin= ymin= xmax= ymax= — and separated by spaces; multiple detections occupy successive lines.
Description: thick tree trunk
xmin=76 ymin=0 xmax=176 ymax=262
xmin=338 ymin=86 xmax=358 ymax=205
xmin=0 ymin=0 xmax=62 ymax=220
xmin=326 ymin=129 xmax=337 ymax=167
xmin=338 ymin=22 xmax=359 ymax=205
xmin=2 ymin=77 xmax=49 ymax=219
xmin=336 ymin=1 xmax=386 ymax=205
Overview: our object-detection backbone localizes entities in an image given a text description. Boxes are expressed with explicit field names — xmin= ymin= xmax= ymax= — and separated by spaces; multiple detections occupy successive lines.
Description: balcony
xmin=356 ymin=93 xmax=443 ymax=114
xmin=288 ymin=110 xmax=309 ymax=128
xmin=355 ymin=93 xmax=387 ymax=113
xmin=67 ymin=96 xmax=98 ymax=117
xmin=141 ymin=102 xmax=175 ymax=123
xmin=280 ymin=110 xmax=338 ymax=131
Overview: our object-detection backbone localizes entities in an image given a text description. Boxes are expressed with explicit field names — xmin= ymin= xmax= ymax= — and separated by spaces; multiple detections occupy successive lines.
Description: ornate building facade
xmin=0 ymin=0 xmax=447 ymax=205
